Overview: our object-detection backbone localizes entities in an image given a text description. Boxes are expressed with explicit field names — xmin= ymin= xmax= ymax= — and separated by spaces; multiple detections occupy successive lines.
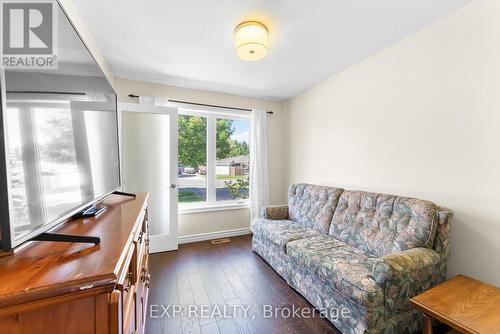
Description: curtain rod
xmin=128 ymin=94 xmax=273 ymax=115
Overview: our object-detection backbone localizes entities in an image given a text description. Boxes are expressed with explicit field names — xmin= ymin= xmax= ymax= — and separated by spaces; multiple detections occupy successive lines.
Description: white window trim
xmin=178 ymin=201 xmax=250 ymax=215
xmin=176 ymin=106 xmax=251 ymax=214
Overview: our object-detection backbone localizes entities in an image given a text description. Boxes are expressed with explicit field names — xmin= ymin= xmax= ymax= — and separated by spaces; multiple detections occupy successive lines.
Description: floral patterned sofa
xmin=252 ymin=183 xmax=453 ymax=334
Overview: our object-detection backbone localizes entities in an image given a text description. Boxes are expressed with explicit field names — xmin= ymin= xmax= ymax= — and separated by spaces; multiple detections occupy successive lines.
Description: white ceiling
xmin=73 ymin=0 xmax=473 ymax=100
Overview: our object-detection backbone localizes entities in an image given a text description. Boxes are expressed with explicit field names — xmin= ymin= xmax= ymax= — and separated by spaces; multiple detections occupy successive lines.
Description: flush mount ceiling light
xmin=234 ymin=21 xmax=269 ymax=61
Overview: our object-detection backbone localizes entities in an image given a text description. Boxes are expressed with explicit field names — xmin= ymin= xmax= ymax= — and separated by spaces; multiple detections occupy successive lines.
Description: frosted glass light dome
xmin=234 ymin=21 xmax=269 ymax=61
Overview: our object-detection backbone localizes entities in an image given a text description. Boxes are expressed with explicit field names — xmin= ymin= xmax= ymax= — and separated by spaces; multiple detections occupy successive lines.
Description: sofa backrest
xmin=328 ymin=190 xmax=440 ymax=257
xmin=288 ymin=184 xmax=344 ymax=234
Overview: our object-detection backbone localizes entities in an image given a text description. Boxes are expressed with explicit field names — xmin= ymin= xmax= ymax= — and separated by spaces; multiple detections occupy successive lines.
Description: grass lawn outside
xmin=216 ymin=174 xmax=248 ymax=181
xmin=178 ymin=191 xmax=204 ymax=203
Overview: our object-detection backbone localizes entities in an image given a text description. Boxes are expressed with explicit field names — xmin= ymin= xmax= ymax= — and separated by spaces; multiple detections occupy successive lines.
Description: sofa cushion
xmin=329 ymin=191 xmax=439 ymax=257
xmin=288 ymin=184 xmax=344 ymax=234
xmin=252 ymin=219 xmax=320 ymax=251
xmin=286 ymin=235 xmax=383 ymax=309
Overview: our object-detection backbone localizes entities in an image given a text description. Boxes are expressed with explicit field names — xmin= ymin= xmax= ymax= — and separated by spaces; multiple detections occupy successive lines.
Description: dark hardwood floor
xmin=146 ymin=234 xmax=341 ymax=334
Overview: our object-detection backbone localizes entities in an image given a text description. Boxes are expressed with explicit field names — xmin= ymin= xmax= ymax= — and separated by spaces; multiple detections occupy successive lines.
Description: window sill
xmin=179 ymin=202 xmax=249 ymax=215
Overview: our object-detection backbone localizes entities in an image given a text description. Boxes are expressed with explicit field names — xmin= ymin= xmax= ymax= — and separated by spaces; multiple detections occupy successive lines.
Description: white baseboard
xmin=178 ymin=228 xmax=252 ymax=244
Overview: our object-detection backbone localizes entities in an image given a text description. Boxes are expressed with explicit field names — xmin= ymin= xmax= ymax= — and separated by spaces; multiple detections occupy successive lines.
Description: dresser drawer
xmin=136 ymin=254 xmax=149 ymax=334
xmin=115 ymin=242 xmax=136 ymax=334
xmin=118 ymin=243 xmax=135 ymax=292
xmin=122 ymin=284 xmax=136 ymax=334
xmin=134 ymin=206 xmax=149 ymax=279
xmin=120 ymin=204 xmax=150 ymax=334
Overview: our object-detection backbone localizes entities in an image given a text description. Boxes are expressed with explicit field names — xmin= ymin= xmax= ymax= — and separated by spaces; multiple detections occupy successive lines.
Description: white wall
xmin=286 ymin=0 xmax=500 ymax=286
xmin=114 ymin=78 xmax=288 ymax=237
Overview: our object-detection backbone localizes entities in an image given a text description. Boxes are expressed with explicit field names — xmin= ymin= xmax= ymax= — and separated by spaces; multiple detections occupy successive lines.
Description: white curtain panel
xmin=137 ymin=96 xmax=154 ymax=105
xmin=250 ymin=109 xmax=269 ymax=223
xmin=134 ymin=95 xmax=169 ymax=106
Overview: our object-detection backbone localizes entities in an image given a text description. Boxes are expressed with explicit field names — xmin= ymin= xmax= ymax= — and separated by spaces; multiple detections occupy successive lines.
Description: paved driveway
xmin=178 ymin=174 xmax=248 ymax=201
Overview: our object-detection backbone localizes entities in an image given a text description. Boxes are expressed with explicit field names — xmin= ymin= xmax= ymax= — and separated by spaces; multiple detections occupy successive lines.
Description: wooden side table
xmin=410 ymin=275 xmax=500 ymax=334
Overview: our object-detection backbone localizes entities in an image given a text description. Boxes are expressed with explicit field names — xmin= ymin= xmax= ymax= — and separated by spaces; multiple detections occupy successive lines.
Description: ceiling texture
xmin=73 ymin=0 xmax=474 ymax=100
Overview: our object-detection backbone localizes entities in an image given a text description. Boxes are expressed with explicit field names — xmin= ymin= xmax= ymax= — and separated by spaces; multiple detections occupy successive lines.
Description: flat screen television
xmin=0 ymin=2 xmax=120 ymax=250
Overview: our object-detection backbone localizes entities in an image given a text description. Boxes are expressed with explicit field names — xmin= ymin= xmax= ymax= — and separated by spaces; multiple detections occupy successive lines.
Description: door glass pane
xmin=177 ymin=115 xmax=207 ymax=205
xmin=122 ymin=111 xmax=172 ymax=236
xmin=216 ymin=118 xmax=250 ymax=201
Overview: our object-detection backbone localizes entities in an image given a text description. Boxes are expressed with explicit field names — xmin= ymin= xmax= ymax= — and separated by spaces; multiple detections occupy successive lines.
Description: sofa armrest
xmin=372 ymin=247 xmax=442 ymax=287
xmin=372 ymin=247 xmax=447 ymax=315
xmin=262 ymin=205 xmax=289 ymax=220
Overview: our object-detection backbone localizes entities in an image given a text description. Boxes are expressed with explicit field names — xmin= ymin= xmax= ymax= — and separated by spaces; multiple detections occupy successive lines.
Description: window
xmin=177 ymin=107 xmax=251 ymax=211
xmin=177 ymin=114 xmax=207 ymax=204
xmin=216 ymin=118 xmax=250 ymax=201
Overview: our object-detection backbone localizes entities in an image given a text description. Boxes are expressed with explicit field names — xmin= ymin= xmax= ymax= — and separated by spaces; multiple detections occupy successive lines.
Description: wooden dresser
xmin=0 ymin=192 xmax=150 ymax=334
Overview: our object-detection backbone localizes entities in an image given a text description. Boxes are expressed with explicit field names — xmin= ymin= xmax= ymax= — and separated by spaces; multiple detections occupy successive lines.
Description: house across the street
xmin=215 ymin=155 xmax=249 ymax=176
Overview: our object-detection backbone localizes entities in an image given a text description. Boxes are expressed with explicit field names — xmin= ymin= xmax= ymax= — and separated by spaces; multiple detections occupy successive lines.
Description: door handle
xmin=170 ymin=184 xmax=177 ymax=189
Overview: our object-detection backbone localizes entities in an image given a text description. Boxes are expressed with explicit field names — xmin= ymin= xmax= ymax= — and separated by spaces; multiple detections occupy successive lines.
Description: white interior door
xmin=118 ymin=102 xmax=178 ymax=253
